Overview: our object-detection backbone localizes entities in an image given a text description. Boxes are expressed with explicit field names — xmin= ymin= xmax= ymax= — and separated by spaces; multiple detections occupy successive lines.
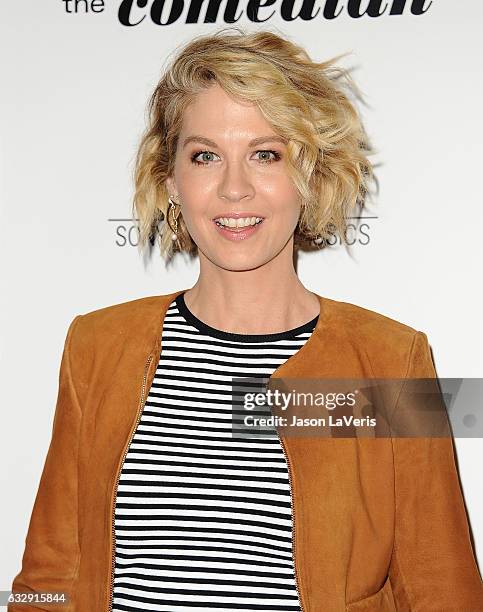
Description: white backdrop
xmin=2 ymin=0 xmax=482 ymax=592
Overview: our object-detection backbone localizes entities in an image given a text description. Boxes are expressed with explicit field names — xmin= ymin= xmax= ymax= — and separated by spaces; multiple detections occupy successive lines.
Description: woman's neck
xmin=183 ymin=274 xmax=320 ymax=336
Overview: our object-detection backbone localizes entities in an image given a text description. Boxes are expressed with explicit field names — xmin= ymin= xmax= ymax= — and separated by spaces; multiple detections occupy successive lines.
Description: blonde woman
xmin=10 ymin=28 xmax=483 ymax=612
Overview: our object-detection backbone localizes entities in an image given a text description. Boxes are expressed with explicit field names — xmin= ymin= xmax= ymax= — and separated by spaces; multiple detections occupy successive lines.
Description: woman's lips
xmin=212 ymin=219 xmax=264 ymax=241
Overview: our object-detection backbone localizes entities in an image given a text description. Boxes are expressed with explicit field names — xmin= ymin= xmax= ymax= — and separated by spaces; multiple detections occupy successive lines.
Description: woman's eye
xmin=255 ymin=150 xmax=281 ymax=163
xmin=190 ymin=149 xmax=281 ymax=166
xmin=191 ymin=151 xmax=219 ymax=165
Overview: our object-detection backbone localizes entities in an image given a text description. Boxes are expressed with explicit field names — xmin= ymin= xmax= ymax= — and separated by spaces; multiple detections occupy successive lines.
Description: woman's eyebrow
xmin=182 ymin=135 xmax=288 ymax=149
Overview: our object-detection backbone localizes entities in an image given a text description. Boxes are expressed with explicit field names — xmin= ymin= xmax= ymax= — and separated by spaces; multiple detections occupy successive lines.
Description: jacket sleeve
xmin=8 ymin=315 xmax=84 ymax=612
xmin=388 ymin=331 xmax=483 ymax=610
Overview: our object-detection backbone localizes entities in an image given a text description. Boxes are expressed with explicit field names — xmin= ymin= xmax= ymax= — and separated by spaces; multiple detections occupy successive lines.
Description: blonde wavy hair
xmin=132 ymin=27 xmax=376 ymax=261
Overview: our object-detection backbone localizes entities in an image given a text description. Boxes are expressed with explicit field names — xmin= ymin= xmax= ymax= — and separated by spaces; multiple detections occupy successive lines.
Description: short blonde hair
xmin=132 ymin=27 xmax=376 ymax=261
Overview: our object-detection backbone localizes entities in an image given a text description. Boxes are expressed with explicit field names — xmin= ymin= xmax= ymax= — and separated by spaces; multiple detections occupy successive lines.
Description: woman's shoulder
xmin=75 ymin=290 xmax=182 ymax=329
xmin=319 ymin=296 xmax=433 ymax=378
xmin=65 ymin=291 xmax=182 ymax=362
xmin=321 ymin=294 xmax=421 ymax=337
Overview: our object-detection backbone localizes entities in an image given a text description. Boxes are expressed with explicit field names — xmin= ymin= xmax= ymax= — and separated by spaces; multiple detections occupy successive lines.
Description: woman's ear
xmin=166 ymin=176 xmax=176 ymax=197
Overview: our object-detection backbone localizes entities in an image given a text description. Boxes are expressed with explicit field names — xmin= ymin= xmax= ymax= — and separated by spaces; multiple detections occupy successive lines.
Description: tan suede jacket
xmin=9 ymin=288 xmax=483 ymax=611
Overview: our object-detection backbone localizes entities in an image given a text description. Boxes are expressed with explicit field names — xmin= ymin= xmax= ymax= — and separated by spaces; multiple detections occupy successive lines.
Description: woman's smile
xmin=212 ymin=212 xmax=265 ymax=241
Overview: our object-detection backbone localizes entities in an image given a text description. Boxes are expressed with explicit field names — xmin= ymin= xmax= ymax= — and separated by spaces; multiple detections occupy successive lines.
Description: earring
xmin=167 ymin=196 xmax=181 ymax=241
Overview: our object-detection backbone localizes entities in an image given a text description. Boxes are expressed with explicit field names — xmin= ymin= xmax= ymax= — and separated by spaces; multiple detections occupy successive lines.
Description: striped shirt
xmin=112 ymin=292 xmax=319 ymax=611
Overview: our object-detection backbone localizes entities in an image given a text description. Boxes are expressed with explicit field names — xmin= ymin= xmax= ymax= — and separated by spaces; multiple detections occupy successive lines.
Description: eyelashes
xmin=190 ymin=149 xmax=282 ymax=166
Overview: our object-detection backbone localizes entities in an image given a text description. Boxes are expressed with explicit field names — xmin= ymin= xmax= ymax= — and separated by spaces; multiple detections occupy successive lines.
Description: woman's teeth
xmin=215 ymin=217 xmax=263 ymax=228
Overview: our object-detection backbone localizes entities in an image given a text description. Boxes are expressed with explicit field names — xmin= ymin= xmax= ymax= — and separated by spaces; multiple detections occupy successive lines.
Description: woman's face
xmin=166 ymin=83 xmax=302 ymax=271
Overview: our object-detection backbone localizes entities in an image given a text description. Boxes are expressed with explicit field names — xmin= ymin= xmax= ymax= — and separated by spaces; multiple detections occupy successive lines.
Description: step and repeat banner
xmin=2 ymin=0 xmax=482 ymax=594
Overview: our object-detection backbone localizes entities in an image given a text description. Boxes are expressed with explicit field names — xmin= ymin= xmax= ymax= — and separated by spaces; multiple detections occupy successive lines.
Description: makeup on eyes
xmin=190 ymin=149 xmax=282 ymax=165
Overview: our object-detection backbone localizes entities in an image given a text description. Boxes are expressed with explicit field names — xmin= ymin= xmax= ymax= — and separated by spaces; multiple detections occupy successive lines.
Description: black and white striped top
xmin=112 ymin=292 xmax=319 ymax=611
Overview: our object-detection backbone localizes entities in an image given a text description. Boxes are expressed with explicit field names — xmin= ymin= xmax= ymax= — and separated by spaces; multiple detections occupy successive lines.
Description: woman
xmin=10 ymin=28 xmax=483 ymax=612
